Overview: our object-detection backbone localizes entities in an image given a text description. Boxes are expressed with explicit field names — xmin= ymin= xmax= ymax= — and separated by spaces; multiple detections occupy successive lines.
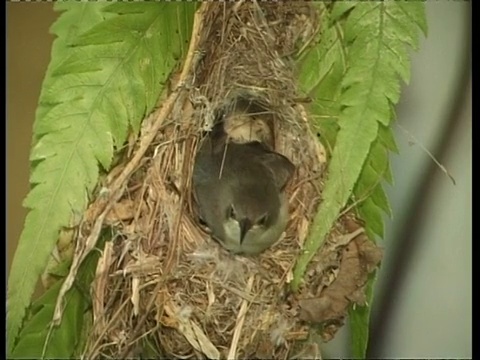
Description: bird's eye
xmin=257 ymin=213 xmax=268 ymax=226
xmin=227 ymin=205 xmax=236 ymax=220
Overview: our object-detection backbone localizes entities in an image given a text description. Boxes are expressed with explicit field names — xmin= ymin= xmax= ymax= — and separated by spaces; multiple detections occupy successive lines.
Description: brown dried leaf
xmin=298 ymin=231 xmax=383 ymax=327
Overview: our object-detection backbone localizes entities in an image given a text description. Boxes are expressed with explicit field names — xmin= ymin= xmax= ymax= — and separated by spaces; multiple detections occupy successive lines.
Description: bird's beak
xmin=239 ymin=218 xmax=252 ymax=244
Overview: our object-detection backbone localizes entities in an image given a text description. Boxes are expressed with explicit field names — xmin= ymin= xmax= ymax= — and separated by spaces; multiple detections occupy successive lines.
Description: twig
xmin=116 ymin=4 xmax=209 ymax=358
xmin=227 ymin=275 xmax=255 ymax=360
xmin=396 ymin=123 xmax=456 ymax=185
xmin=85 ymin=297 xmax=131 ymax=359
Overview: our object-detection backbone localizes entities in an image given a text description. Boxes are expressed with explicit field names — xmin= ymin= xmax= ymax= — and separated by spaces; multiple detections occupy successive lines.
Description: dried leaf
xmin=298 ymin=229 xmax=383 ymax=337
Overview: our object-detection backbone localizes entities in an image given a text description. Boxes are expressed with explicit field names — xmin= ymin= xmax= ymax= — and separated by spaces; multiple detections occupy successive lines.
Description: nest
xmin=82 ymin=3 xmax=383 ymax=359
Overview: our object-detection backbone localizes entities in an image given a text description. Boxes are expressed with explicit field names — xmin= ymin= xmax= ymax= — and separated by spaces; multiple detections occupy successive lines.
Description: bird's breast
xmin=220 ymin=195 xmax=288 ymax=255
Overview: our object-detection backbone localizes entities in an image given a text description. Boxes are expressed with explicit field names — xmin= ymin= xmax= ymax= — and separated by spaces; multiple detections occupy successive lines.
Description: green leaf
xmin=295 ymin=1 xmax=427 ymax=355
xmin=349 ymin=272 xmax=376 ymax=359
xmin=330 ymin=2 xmax=358 ymax=22
xmin=10 ymin=243 xmax=101 ymax=359
xmin=297 ymin=3 xmax=346 ymax=154
xmin=292 ymin=1 xmax=426 ymax=295
xmin=11 ymin=281 xmax=84 ymax=359
xmin=297 ymin=4 xmax=346 ymax=96
xmin=33 ymin=3 xmax=114 ymax=123
xmin=354 ymin=126 xmax=396 ymax=239
xmin=7 ymin=2 xmax=195 ymax=352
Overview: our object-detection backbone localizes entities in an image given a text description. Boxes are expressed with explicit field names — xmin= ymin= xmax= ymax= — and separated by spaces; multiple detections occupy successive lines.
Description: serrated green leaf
xmin=10 ymin=238 xmax=103 ymax=359
xmin=309 ymin=113 xmax=339 ymax=154
xmin=358 ymin=198 xmax=384 ymax=238
xmin=292 ymin=113 xmax=380 ymax=290
xmin=368 ymin=149 xmax=389 ymax=184
xmin=7 ymin=3 xmax=195 ymax=352
xmin=337 ymin=2 xmax=425 ymax=357
xmin=9 ymin=6 xmax=106 ymax=345
xmin=353 ymin=123 xmax=398 ymax=237
xmin=292 ymin=2 xmax=426 ymax=296
xmin=378 ymin=123 xmax=399 ymax=153
xmin=34 ymin=3 xmax=114 ymax=122
xmin=330 ymin=2 xmax=358 ymax=22
xmin=370 ymin=183 xmax=392 ymax=218
xmin=11 ymin=271 xmax=83 ymax=359
xmin=349 ymin=271 xmax=377 ymax=359
xmin=297 ymin=4 xmax=346 ymax=96
xmin=354 ymin=165 xmax=381 ymax=202
xmin=375 ymin=125 xmax=397 ymax=185
xmin=397 ymin=1 xmax=428 ymax=36
xmin=297 ymin=5 xmax=345 ymax=154
xmin=353 ymin=134 xmax=394 ymax=230
xmin=368 ymin=140 xmax=390 ymax=178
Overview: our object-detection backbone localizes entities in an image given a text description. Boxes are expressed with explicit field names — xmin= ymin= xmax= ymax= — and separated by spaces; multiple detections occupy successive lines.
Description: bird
xmin=222 ymin=99 xmax=274 ymax=147
xmin=192 ymin=119 xmax=295 ymax=255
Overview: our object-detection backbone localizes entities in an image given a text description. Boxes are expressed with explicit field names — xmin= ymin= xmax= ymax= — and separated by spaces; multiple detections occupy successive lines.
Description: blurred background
xmin=7 ymin=2 xmax=471 ymax=358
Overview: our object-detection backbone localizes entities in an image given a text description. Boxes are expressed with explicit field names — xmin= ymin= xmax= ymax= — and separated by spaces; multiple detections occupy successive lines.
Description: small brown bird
xmin=193 ymin=120 xmax=295 ymax=255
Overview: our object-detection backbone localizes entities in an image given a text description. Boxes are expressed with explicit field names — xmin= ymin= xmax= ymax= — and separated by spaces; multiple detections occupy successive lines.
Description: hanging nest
xmin=81 ymin=2 xmax=383 ymax=359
